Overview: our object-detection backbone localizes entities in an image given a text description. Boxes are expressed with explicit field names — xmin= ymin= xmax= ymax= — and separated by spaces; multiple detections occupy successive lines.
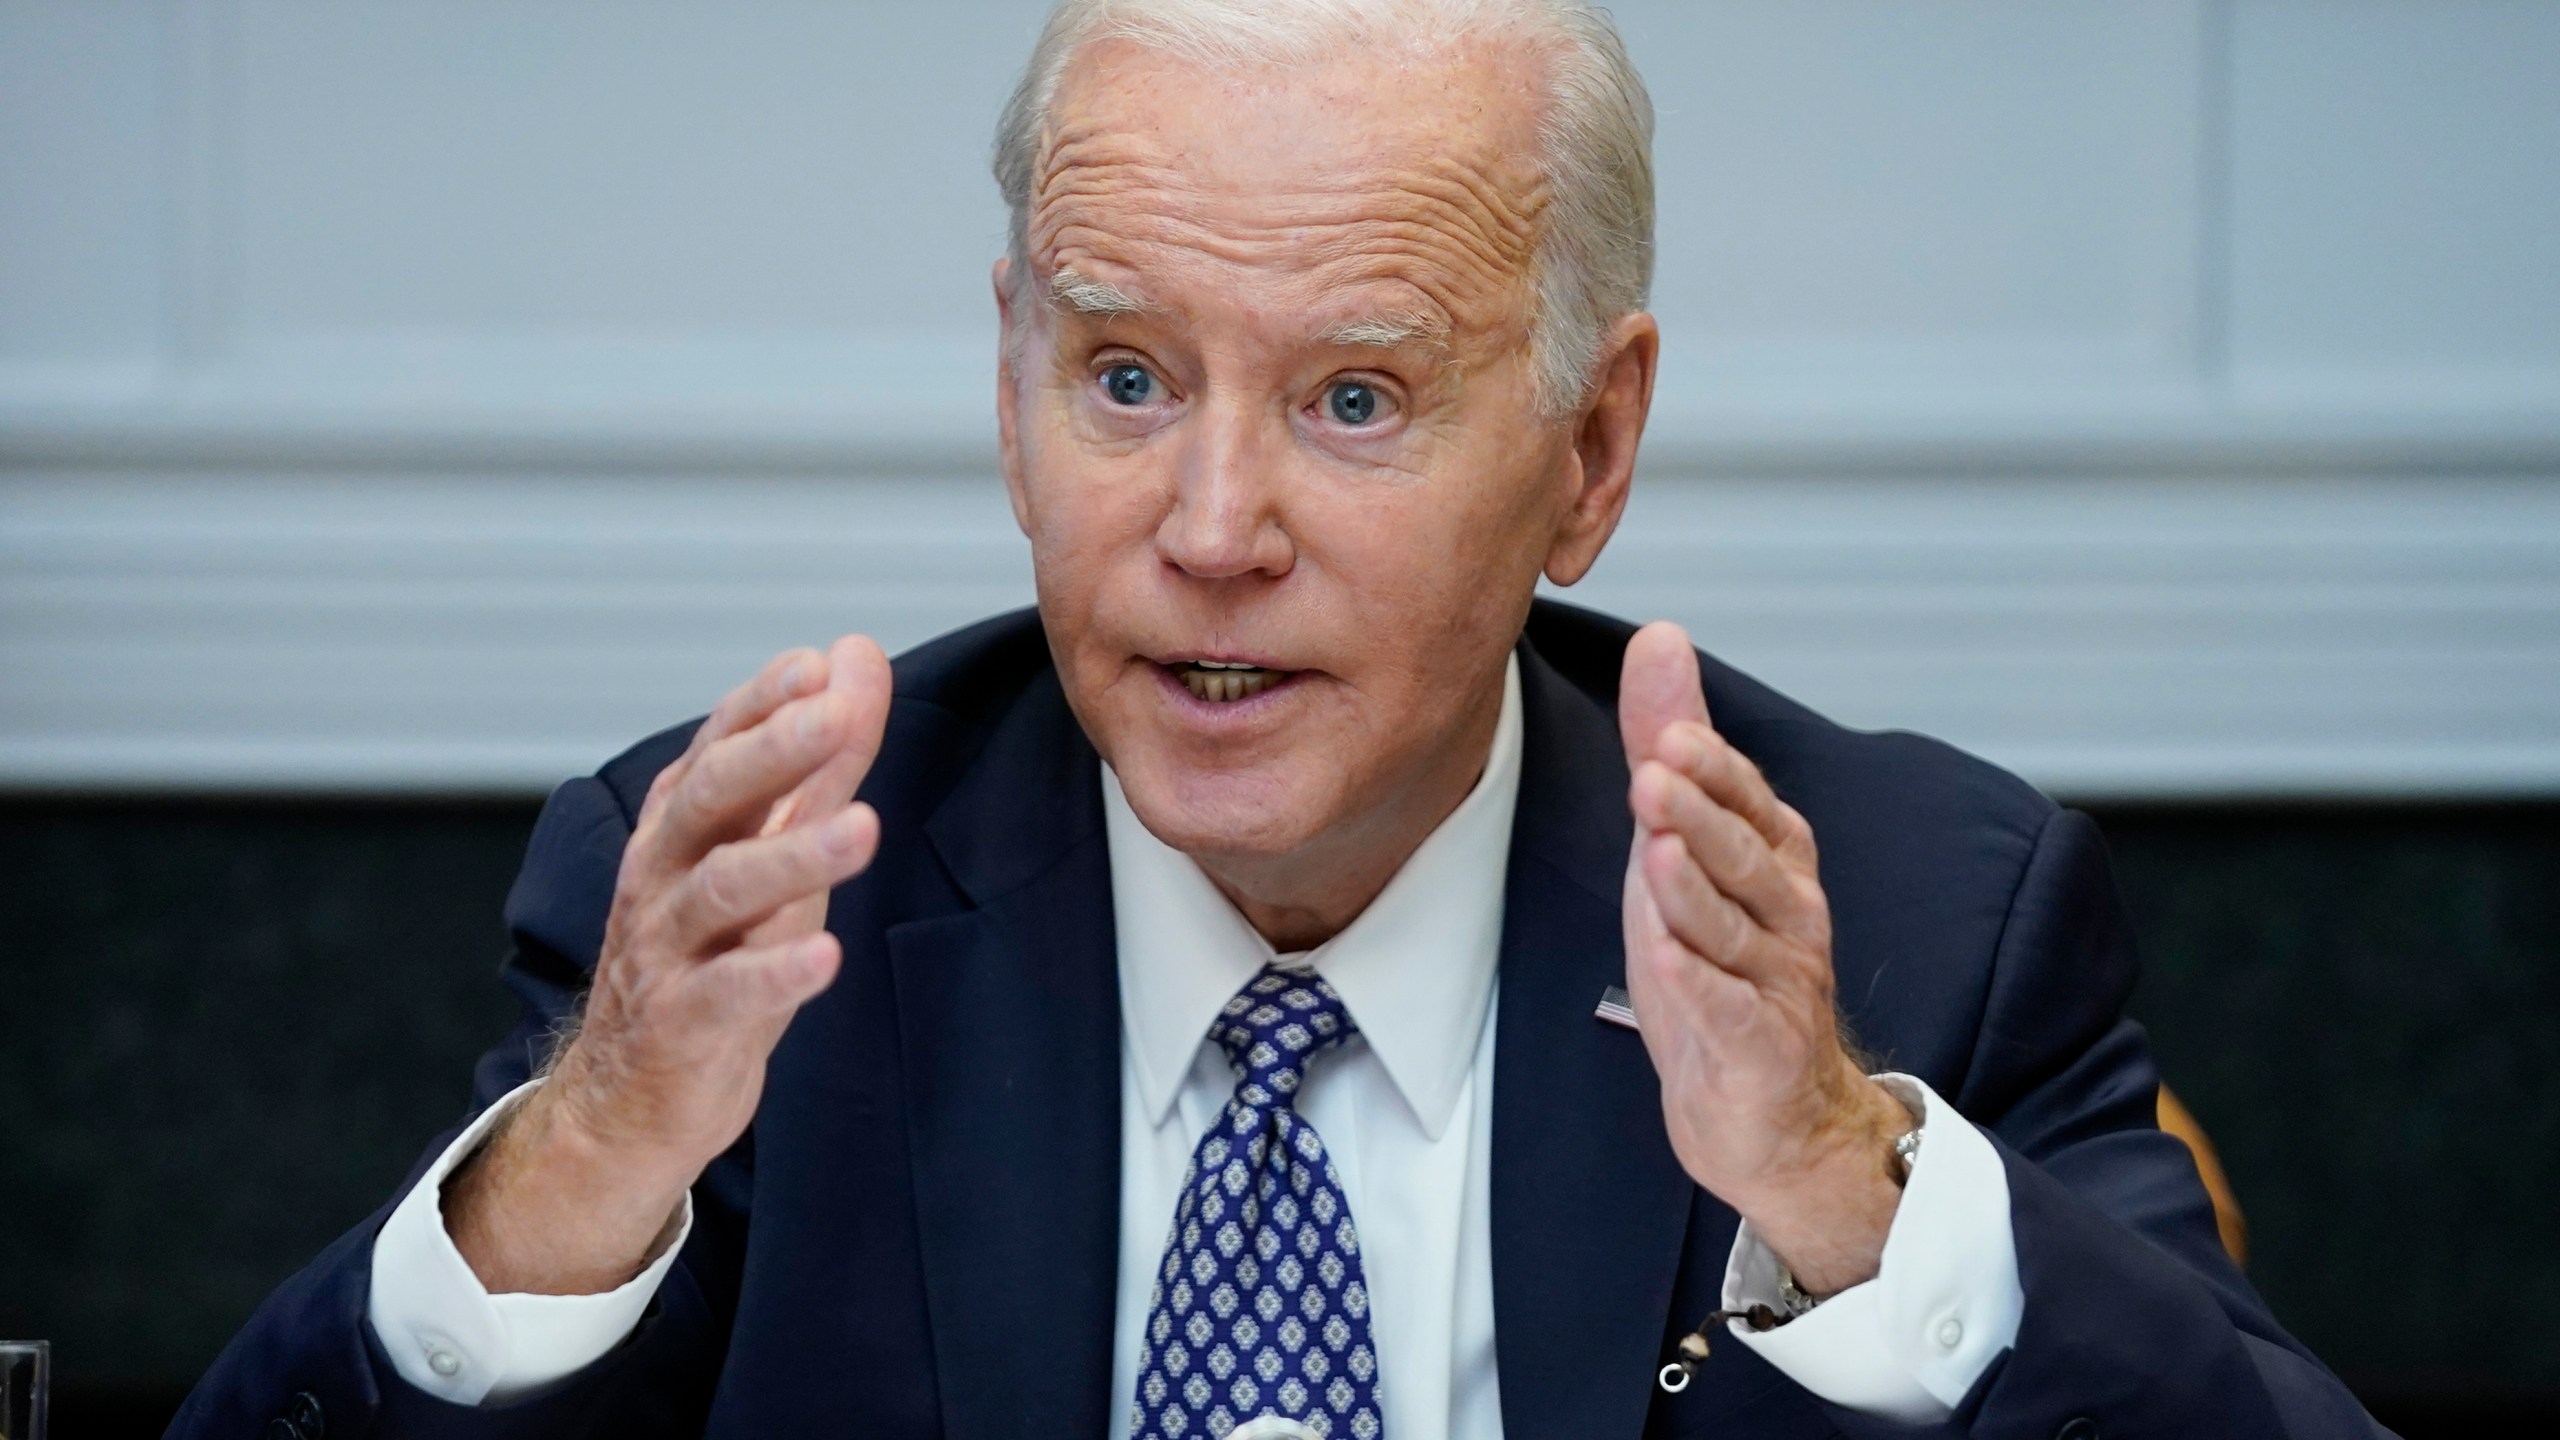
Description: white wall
xmin=4 ymin=0 xmax=2557 ymax=797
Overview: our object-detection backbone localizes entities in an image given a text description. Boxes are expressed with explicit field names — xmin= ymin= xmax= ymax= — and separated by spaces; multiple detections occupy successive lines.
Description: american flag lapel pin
xmin=1594 ymin=984 xmax=1638 ymax=1030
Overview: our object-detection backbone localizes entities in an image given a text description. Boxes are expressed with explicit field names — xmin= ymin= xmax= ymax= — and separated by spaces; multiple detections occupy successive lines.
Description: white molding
xmin=8 ymin=348 xmax=2560 ymax=478
xmin=5 ymin=465 xmax=2554 ymax=801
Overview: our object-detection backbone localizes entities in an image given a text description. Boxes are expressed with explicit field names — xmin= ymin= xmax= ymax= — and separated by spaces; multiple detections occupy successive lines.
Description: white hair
xmin=991 ymin=0 xmax=1655 ymax=415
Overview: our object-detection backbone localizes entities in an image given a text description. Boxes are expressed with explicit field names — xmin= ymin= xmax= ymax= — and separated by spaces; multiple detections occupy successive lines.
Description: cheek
xmin=1306 ymin=461 xmax=1549 ymax=620
xmin=1018 ymin=446 xmax=1171 ymax=627
xmin=1285 ymin=495 xmax=1494 ymax=713
xmin=1301 ymin=465 xmax=1559 ymax=711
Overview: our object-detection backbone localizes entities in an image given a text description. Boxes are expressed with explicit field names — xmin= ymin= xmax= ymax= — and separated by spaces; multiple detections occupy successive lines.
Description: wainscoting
xmin=3 ymin=798 xmax=2555 ymax=1436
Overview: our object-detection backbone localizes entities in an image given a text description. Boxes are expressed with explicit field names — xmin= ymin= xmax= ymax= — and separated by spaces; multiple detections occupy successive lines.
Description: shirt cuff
xmin=364 ymin=1078 xmax=694 ymax=1406
xmin=1721 ymin=1073 xmax=2022 ymax=1425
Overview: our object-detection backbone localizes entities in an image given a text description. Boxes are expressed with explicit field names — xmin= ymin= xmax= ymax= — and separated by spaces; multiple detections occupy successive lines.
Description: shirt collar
xmin=1104 ymin=653 xmax=1522 ymax=1142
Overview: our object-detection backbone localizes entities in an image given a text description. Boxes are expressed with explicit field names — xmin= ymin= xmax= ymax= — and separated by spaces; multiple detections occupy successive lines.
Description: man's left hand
xmin=1617 ymin=621 xmax=1915 ymax=1296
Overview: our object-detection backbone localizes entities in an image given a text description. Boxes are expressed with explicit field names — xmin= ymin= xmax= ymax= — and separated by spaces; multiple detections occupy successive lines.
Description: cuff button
xmin=1932 ymin=1315 xmax=1965 ymax=1350
xmin=427 ymin=1346 xmax=464 ymax=1378
xmin=287 ymin=1390 xmax=325 ymax=1437
xmin=2055 ymin=1418 xmax=2099 ymax=1440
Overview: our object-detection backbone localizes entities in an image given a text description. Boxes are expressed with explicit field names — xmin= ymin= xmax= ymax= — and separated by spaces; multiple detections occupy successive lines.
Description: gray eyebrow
xmin=1048 ymin=269 xmax=1149 ymax=318
xmin=1047 ymin=271 xmax=1451 ymax=354
xmin=1314 ymin=310 xmax=1453 ymax=350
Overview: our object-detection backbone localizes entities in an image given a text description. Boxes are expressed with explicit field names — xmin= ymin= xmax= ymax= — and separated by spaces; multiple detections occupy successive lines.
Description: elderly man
xmin=178 ymin=2 xmax=2382 ymax=1438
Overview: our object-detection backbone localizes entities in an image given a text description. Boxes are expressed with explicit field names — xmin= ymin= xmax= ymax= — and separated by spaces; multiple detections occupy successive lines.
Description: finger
xmin=647 ymin=647 xmax=830 ymax=819
xmin=769 ymin=635 xmax=894 ymax=837
xmin=1624 ymin=860 xmax=1758 ymax=1027
xmin=654 ymin=689 xmax=859 ymax=864
xmin=1640 ymin=830 xmax=1791 ymax=986
xmin=694 ymin=646 xmax=831 ymax=761
xmin=1652 ymin=720 xmax=1813 ymax=866
xmin=1618 ymin=620 xmax=1708 ymax=768
xmin=1631 ymin=759 xmax=1807 ymax=936
xmin=664 ymin=803 xmax=879 ymax=950
xmin=692 ymin=930 xmax=843 ymax=1026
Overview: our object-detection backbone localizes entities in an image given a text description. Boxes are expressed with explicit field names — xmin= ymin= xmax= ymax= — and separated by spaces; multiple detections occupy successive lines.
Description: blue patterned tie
xmin=1131 ymin=966 xmax=1384 ymax=1440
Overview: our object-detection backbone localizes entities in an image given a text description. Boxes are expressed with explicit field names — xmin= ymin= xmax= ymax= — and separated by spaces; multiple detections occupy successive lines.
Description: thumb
xmin=827 ymin=634 xmax=893 ymax=756
xmin=1618 ymin=620 xmax=1708 ymax=768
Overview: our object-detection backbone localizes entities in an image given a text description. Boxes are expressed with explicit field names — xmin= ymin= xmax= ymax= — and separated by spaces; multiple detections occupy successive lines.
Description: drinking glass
xmin=0 ymin=1341 xmax=45 ymax=1440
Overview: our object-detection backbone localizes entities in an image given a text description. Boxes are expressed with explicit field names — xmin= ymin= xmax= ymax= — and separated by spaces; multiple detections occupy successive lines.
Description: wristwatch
xmin=1878 ymin=1071 xmax=1929 ymax=1189
xmin=1892 ymin=1119 xmax=1925 ymax=1184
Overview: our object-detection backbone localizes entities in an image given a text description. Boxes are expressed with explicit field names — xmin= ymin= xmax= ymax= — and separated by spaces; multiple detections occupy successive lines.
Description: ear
xmin=1543 ymin=311 xmax=1659 ymax=587
xmin=992 ymin=256 xmax=1034 ymax=537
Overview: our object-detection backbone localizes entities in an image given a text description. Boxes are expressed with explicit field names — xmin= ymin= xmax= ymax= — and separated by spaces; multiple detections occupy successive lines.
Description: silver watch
xmin=1877 ymin=1073 xmax=1928 ymax=1186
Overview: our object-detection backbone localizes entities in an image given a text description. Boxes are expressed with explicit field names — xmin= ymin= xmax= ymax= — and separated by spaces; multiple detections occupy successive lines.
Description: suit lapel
xmin=889 ymin=670 xmax=1123 ymax=1440
xmin=1492 ymin=640 xmax=1712 ymax=1437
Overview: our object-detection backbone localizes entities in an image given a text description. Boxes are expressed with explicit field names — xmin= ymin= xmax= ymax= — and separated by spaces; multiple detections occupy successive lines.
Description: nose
xmin=1154 ymin=396 xmax=1295 ymax=580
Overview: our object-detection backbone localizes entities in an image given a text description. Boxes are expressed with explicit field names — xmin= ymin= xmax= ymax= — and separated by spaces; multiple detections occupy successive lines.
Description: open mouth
xmin=1173 ymin=659 xmax=1289 ymax=704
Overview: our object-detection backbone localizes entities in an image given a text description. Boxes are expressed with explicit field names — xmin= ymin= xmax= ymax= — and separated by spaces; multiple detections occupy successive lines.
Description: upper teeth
xmin=1195 ymin=660 xmax=1259 ymax=670
xmin=1181 ymin=663 xmax=1279 ymax=703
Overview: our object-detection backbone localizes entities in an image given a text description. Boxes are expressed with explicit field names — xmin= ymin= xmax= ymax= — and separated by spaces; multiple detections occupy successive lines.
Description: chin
xmin=1113 ymin=747 xmax=1342 ymax=869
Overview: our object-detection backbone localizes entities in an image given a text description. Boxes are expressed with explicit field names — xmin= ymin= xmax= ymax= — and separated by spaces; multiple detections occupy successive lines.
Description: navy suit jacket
xmin=173 ymin=601 xmax=2385 ymax=1439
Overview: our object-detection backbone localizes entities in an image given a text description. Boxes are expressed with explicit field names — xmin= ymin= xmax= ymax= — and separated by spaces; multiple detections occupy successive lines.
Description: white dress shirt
xmin=369 ymin=652 xmax=2024 ymax=1429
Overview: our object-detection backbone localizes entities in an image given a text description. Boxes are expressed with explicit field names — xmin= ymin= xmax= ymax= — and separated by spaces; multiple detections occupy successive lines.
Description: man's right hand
xmin=445 ymin=637 xmax=894 ymax=1296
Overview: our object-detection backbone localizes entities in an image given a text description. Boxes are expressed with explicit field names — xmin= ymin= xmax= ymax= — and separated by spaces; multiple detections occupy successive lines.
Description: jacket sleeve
xmin=1832 ymin=808 xmax=2390 ymax=1440
xmin=165 ymin=773 xmax=746 ymax=1440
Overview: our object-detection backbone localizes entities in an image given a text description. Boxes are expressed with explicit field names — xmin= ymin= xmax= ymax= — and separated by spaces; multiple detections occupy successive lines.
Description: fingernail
xmin=820 ymin=805 xmax=866 ymax=857
xmin=782 ymin=655 xmax=818 ymax=693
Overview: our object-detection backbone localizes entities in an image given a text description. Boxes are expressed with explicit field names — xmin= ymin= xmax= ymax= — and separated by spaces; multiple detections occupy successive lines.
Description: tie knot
xmin=1210 ymin=965 xmax=1357 ymax=1103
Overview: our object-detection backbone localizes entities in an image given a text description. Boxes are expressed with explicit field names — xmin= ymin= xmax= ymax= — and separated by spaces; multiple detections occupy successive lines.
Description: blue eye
xmin=1101 ymin=364 xmax=1154 ymax=406
xmin=1326 ymin=381 xmax=1380 ymax=425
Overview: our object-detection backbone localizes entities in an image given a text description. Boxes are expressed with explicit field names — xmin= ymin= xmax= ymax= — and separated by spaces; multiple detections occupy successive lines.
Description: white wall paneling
xmin=0 ymin=469 xmax=1034 ymax=792
xmin=0 ymin=0 xmax=166 ymax=368
xmin=1574 ymin=473 xmax=2560 ymax=799
xmin=4 ymin=0 xmax=2557 ymax=798
xmin=6 ymin=469 xmax=2555 ymax=799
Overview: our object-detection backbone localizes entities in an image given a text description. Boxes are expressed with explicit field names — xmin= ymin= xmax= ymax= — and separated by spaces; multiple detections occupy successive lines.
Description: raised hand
xmin=447 ymin=636 xmax=893 ymax=1294
xmin=1616 ymin=622 xmax=1911 ymax=1295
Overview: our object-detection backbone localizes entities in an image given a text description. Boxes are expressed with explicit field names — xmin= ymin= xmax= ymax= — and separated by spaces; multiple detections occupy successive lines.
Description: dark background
xmin=4 ymin=797 xmax=2556 ymax=1438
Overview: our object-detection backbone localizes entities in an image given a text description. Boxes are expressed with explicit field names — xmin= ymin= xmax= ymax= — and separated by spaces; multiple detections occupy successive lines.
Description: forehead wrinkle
xmin=1037 ymin=190 xmax=1537 ymax=337
xmin=1045 ymin=222 xmax=1523 ymax=365
xmin=1029 ymin=95 xmax=1550 ymax=326
xmin=1038 ymin=161 xmax=1542 ymax=273
xmin=1426 ymin=154 xmax=1550 ymax=271
xmin=1028 ymin=138 xmax=1195 ymax=236
xmin=1032 ymin=34 xmax=1555 ymax=238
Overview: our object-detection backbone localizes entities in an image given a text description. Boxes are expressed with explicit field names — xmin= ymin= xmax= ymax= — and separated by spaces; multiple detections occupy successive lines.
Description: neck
xmin=1195 ymin=676 xmax=1506 ymax=953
